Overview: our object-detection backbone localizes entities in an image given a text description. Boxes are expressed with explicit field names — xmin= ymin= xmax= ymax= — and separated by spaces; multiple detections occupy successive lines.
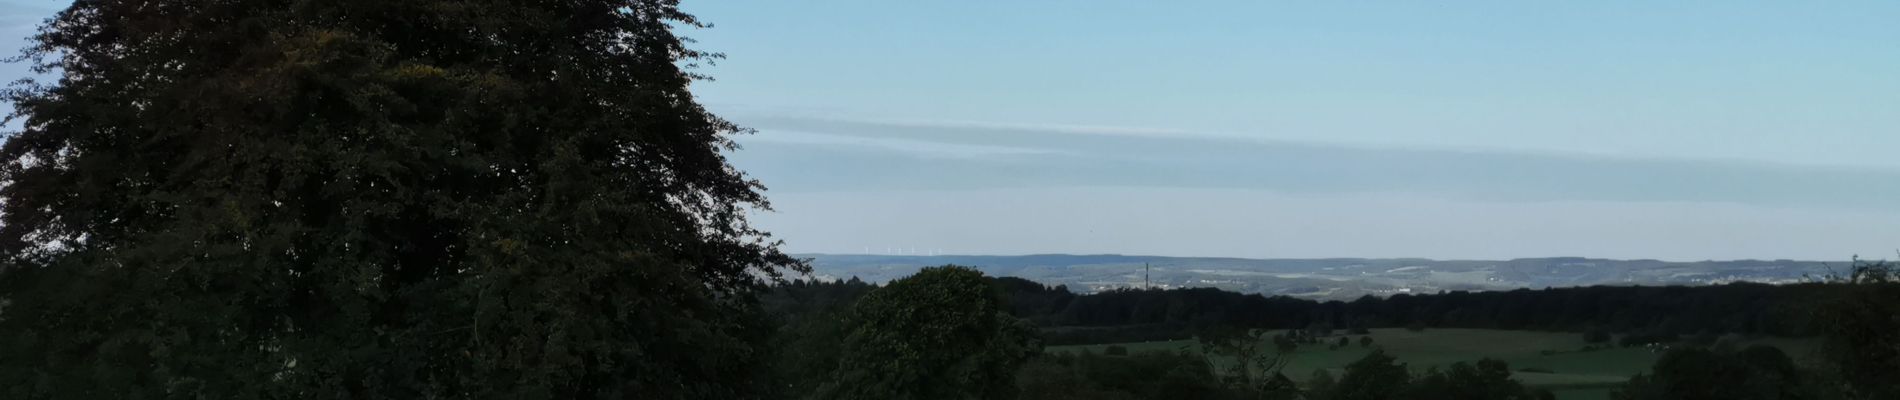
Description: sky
xmin=677 ymin=1 xmax=1900 ymax=261
xmin=3 ymin=2 xmax=1898 ymax=260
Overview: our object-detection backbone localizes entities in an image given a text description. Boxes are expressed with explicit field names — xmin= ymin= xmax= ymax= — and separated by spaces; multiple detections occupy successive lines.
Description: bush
xmin=1104 ymin=345 xmax=1128 ymax=356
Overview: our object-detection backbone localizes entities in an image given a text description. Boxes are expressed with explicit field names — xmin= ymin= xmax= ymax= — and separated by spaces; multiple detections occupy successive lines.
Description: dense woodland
xmin=782 ymin=275 xmax=1837 ymax=346
xmin=0 ymin=1 xmax=1893 ymax=399
xmin=764 ymin=263 xmax=1900 ymax=399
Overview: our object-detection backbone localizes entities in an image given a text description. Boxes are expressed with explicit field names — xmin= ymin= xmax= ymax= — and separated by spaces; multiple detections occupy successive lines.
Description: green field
xmin=1048 ymin=328 xmax=1817 ymax=400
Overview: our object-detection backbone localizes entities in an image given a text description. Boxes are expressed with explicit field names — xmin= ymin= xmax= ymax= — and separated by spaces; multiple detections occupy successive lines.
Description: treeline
xmin=786 ymin=276 xmax=1837 ymax=346
xmin=999 ymin=278 xmax=1833 ymax=343
xmin=764 ymin=263 xmax=1900 ymax=399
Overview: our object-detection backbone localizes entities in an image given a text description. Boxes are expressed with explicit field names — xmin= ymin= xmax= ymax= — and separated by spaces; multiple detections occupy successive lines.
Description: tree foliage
xmin=1196 ymin=326 xmax=1296 ymax=394
xmin=0 ymin=1 xmax=798 ymax=398
xmin=1322 ymin=350 xmax=1411 ymax=400
xmin=1010 ymin=282 xmax=1833 ymax=346
xmin=815 ymin=266 xmax=1040 ymax=400
xmin=1613 ymin=346 xmax=1826 ymax=400
xmin=1308 ymin=352 xmax=1550 ymax=400
xmin=1403 ymin=359 xmax=1549 ymax=400
xmin=1016 ymin=350 xmax=1250 ymax=400
xmin=760 ymin=278 xmax=878 ymax=398
xmin=1813 ymin=258 xmax=1900 ymax=399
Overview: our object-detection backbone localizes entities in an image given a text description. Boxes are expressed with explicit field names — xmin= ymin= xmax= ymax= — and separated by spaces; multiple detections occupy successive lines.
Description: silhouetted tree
xmin=1197 ymin=327 xmax=1297 ymax=395
xmin=1403 ymin=359 xmax=1547 ymax=400
xmin=1613 ymin=346 xmax=1823 ymax=400
xmin=0 ymin=1 xmax=799 ymax=399
xmin=1324 ymin=350 xmax=1410 ymax=400
xmin=762 ymin=279 xmax=877 ymax=398
xmin=1009 ymin=281 xmax=1832 ymax=345
xmin=1814 ymin=258 xmax=1900 ymax=399
xmin=816 ymin=266 xmax=1040 ymax=400
xmin=1016 ymin=351 xmax=1246 ymax=400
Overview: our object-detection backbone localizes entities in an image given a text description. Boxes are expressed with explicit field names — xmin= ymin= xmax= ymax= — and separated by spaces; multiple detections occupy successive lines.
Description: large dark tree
xmin=815 ymin=266 xmax=1041 ymax=400
xmin=1322 ymin=350 xmax=1411 ymax=400
xmin=0 ymin=1 xmax=798 ymax=399
xmin=1015 ymin=351 xmax=1244 ymax=400
xmin=1195 ymin=326 xmax=1294 ymax=393
xmin=760 ymin=278 xmax=878 ymax=398
xmin=1814 ymin=259 xmax=1900 ymax=399
xmin=1402 ymin=359 xmax=1549 ymax=400
xmin=1613 ymin=346 xmax=1823 ymax=400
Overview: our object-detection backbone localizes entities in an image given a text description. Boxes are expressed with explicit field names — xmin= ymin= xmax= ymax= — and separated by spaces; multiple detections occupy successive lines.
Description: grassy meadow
xmin=1048 ymin=328 xmax=1817 ymax=400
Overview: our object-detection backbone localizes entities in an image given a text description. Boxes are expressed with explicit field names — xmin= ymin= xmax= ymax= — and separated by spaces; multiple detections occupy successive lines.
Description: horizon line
xmin=789 ymin=252 xmax=1869 ymax=264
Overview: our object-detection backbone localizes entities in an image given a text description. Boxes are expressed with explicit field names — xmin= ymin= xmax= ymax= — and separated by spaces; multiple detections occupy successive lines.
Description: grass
xmin=1048 ymin=328 xmax=1816 ymax=400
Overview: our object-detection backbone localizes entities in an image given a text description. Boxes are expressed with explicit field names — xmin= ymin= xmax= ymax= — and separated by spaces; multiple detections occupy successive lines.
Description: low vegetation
xmin=1008 ymin=279 xmax=1840 ymax=346
xmin=769 ymin=260 xmax=1896 ymax=399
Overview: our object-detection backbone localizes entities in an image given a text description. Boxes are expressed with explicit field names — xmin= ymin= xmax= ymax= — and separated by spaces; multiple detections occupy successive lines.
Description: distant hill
xmin=794 ymin=254 xmax=1843 ymax=299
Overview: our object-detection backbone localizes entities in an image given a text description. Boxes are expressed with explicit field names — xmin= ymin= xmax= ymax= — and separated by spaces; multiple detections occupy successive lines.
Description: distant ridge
xmin=794 ymin=253 xmax=1842 ymax=300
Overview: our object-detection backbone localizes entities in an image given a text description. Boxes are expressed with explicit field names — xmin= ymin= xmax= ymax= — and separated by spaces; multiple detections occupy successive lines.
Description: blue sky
xmin=676 ymin=1 xmax=1900 ymax=260
xmin=3 ymin=1 xmax=1897 ymax=260
xmin=685 ymin=1 xmax=1899 ymax=165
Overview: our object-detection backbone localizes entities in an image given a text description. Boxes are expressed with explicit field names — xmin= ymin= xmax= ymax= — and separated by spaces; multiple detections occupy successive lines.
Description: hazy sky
xmin=678 ymin=1 xmax=1900 ymax=260
xmin=3 ymin=2 xmax=1897 ymax=260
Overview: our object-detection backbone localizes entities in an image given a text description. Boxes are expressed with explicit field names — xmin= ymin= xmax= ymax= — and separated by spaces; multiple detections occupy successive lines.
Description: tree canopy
xmin=815 ymin=266 xmax=1041 ymax=400
xmin=1813 ymin=259 xmax=1900 ymax=399
xmin=1323 ymin=350 xmax=1411 ymax=400
xmin=0 ymin=1 xmax=798 ymax=398
xmin=1015 ymin=282 xmax=1835 ymax=346
xmin=1613 ymin=346 xmax=1821 ymax=400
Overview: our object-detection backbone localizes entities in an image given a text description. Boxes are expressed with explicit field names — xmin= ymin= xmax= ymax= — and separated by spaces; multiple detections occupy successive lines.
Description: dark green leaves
xmin=817 ymin=266 xmax=1041 ymax=400
xmin=0 ymin=1 xmax=798 ymax=398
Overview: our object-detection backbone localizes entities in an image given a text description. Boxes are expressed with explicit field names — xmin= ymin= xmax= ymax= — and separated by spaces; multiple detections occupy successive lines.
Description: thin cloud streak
xmin=730 ymin=116 xmax=1900 ymax=211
